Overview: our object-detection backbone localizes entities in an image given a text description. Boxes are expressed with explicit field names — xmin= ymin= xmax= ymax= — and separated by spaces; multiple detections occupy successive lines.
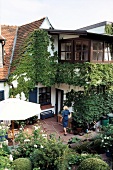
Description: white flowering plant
xmin=101 ymin=135 xmax=113 ymax=151
xmin=101 ymin=124 xmax=113 ymax=152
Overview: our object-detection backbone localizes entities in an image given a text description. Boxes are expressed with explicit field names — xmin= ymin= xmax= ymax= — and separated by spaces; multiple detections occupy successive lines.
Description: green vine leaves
xmin=8 ymin=28 xmax=113 ymax=98
xmin=8 ymin=29 xmax=58 ymax=98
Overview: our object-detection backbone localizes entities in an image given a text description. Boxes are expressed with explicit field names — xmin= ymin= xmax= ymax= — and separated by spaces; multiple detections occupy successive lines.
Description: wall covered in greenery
xmin=9 ymin=29 xmax=58 ymax=98
xmin=8 ymin=28 xmax=113 ymax=125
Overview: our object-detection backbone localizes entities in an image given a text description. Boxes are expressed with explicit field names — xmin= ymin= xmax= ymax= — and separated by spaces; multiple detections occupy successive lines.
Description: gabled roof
xmin=0 ymin=17 xmax=46 ymax=81
xmin=10 ymin=17 xmax=45 ymax=73
xmin=1 ymin=25 xmax=17 ymax=81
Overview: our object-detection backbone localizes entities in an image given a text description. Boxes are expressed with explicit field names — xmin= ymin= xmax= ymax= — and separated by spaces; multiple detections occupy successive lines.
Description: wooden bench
xmin=40 ymin=110 xmax=54 ymax=120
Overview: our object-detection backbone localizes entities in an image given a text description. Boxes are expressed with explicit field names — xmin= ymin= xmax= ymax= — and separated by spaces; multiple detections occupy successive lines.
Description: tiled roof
xmin=11 ymin=17 xmax=45 ymax=73
xmin=1 ymin=25 xmax=17 ymax=81
xmin=0 ymin=17 xmax=45 ymax=81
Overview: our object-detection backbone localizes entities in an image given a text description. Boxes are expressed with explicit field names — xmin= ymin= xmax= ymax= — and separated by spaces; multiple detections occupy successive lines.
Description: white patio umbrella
xmin=0 ymin=98 xmax=41 ymax=139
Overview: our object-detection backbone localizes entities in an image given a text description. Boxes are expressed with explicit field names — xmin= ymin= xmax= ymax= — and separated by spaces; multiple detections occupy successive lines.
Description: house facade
xmin=1 ymin=18 xmax=113 ymax=116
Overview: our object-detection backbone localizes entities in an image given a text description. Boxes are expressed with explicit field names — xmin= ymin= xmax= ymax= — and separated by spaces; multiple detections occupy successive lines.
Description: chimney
xmin=0 ymin=24 xmax=5 ymax=68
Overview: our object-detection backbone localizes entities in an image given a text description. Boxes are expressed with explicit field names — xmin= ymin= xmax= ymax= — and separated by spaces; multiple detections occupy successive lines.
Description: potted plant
xmin=72 ymin=113 xmax=85 ymax=135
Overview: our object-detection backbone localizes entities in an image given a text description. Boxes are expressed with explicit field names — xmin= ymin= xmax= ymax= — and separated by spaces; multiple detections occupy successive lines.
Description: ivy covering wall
xmin=8 ymin=27 xmax=113 ymax=125
xmin=9 ymin=29 xmax=58 ymax=98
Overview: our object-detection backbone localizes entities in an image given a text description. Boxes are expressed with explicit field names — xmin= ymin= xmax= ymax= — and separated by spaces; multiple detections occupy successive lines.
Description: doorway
xmin=55 ymin=89 xmax=64 ymax=115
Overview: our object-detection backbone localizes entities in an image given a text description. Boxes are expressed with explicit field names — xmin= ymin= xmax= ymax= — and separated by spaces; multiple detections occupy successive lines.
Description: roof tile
xmin=1 ymin=17 xmax=45 ymax=80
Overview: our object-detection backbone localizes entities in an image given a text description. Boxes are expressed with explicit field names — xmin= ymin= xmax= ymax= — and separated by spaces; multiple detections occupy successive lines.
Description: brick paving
xmin=7 ymin=116 xmax=112 ymax=169
xmin=38 ymin=116 xmax=97 ymax=143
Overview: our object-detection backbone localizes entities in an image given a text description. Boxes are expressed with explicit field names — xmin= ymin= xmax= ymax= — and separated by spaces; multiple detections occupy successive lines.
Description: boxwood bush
xmin=12 ymin=158 xmax=32 ymax=170
xmin=77 ymin=158 xmax=110 ymax=170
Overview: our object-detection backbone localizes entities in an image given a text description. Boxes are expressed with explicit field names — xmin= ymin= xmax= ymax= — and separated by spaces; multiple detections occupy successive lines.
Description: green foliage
xmin=12 ymin=126 xmax=47 ymax=159
xmin=64 ymin=90 xmax=113 ymax=128
xmin=8 ymin=27 xmax=113 ymax=99
xmin=30 ymin=136 xmax=70 ymax=170
xmin=100 ymin=124 xmax=113 ymax=151
xmin=56 ymin=62 xmax=113 ymax=90
xmin=68 ymin=153 xmax=101 ymax=167
xmin=12 ymin=126 xmax=71 ymax=170
xmin=74 ymin=141 xmax=92 ymax=154
xmin=68 ymin=136 xmax=81 ymax=144
xmin=0 ymin=146 xmax=12 ymax=170
xmin=105 ymin=24 xmax=113 ymax=35
xmin=77 ymin=158 xmax=110 ymax=170
xmin=0 ymin=123 xmax=9 ymax=138
xmin=12 ymin=158 xmax=32 ymax=170
xmin=9 ymin=29 xmax=58 ymax=98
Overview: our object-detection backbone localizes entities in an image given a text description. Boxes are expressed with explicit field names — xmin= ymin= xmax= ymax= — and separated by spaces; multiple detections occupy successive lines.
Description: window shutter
xmin=0 ymin=90 xmax=4 ymax=101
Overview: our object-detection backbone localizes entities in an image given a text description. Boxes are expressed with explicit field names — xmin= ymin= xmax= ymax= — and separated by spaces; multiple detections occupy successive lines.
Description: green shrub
xmin=77 ymin=158 xmax=110 ymax=170
xmin=12 ymin=158 xmax=32 ymax=170
xmin=74 ymin=141 xmax=91 ymax=154
xmin=0 ymin=147 xmax=12 ymax=170
xmin=68 ymin=153 xmax=101 ymax=167
xmin=30 ymin=137 xmax=70 ymax=170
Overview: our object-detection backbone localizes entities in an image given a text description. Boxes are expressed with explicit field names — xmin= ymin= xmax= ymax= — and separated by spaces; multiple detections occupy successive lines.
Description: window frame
xmin=59 ymin=38 xmax=90 ymax=63
xmin=91 ymin=40 xmax=113 ymax=63
xmin=39 ymin=87 xmax=51 ymax=106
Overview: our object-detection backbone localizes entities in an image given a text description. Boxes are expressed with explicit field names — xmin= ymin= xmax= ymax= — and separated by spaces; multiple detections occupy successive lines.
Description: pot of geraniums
xmin=0 ymin=122 xmax=9 ymax=141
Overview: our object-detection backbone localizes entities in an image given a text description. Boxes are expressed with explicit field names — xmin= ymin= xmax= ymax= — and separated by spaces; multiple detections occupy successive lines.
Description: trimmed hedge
xmin=12 ymin=158 xmax=32 ymax=170
xmin=77 ymin=158 xmax=110 ymax=170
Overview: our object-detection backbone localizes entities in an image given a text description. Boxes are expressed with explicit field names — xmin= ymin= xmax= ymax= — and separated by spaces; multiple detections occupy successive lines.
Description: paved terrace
xmin=25 ymin=116 xmax=97 ymax=143
xmin=8 ymin=116 xmax=111 ymax=168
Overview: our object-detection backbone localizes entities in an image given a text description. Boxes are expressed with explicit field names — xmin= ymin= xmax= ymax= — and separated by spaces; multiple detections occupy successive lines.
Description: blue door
xmin=29 ymin=88 xmax=37 ymax=103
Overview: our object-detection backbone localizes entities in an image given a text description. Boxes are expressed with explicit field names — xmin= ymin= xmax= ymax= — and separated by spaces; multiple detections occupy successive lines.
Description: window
xmin=61 ymin=42 xmax=71 ymax=60
xmin=92 ymin=41 xmax=113 ymax=62
xmin=92 ymin=42 xmax=103 ymax=61
xmin=0 ymin=90 xmax=4 ymax=101
xmin=104 ymin=43 xmax=113 ymax=61
xmin=75 ymin=41 xmax=89 ymax=61
xmin=60 ymin=39 xmax=89 ymax=62
xmin=39 ymin=87 xmax=51 ymax=105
